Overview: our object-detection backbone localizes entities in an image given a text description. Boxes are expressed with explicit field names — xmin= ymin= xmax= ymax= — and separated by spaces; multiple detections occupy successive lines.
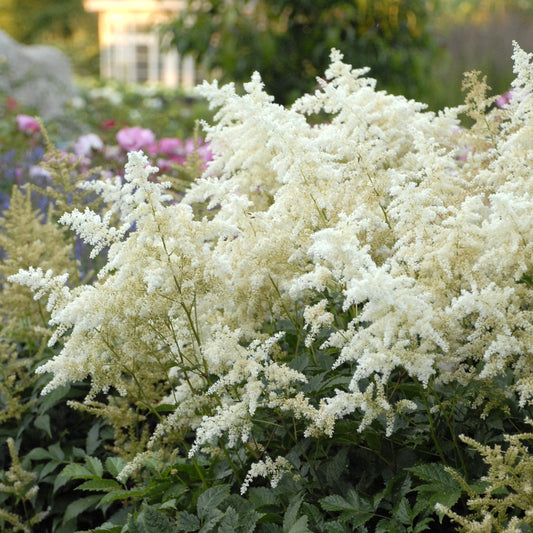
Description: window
xmin=136 ymin=44 xmax=149 ymax=83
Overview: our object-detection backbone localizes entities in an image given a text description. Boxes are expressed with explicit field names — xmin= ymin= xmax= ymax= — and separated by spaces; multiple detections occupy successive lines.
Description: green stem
xmin=432 ymin=384 xmax=468 ymax=476
xmin=415 ymin=378 xmax=448 ymax=466
xmin=219 ymin=441 xmax=243 ymax=485
xmin=182 ymin=442 xmax=208 ymax=488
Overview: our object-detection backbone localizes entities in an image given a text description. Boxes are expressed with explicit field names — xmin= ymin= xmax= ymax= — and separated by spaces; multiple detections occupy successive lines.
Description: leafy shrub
xmin=166 ymin=0 xmax=440 ymax=105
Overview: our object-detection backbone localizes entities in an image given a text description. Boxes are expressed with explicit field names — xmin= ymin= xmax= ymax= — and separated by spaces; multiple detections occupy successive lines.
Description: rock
xmin=0 ymin=30 xmax=76 ymax=119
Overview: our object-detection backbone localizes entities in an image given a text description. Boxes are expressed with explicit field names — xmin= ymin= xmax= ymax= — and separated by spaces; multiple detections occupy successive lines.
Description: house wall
xmin=84 ymin=0 xmax=194 ymax=88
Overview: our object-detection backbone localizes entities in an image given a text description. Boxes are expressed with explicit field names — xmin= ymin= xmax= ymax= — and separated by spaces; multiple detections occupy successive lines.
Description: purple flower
xmin=16 ymin=114 xmax=40 ymax=134
xmin=29 ymin=165 xmax=52 ymax=181
xmin=116 ymin=126 xmax=156 ymax=151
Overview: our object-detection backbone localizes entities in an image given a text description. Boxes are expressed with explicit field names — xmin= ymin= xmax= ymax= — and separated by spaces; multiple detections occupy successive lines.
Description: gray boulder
xmin=0 ymin=30 xmax=76 ymax=119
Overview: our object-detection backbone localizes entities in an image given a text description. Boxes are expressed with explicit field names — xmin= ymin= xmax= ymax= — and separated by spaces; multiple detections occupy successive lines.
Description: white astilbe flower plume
xmin=10 ymin=44 xmax=533 ymax=486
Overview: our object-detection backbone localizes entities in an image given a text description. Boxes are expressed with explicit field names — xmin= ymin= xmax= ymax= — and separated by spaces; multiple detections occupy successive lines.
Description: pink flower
xmin=146 ymin=138 xmax=185 ymax=158
xmin=184 ymin=138 xmax=213 ymax=163
xmin=116 ymin=126 xmax=155 ymax=151
xmin=158 ymin=137 xmax=183 ymax=155
xmin=75 ymin=133 xmax=104 ymax=157
xmin=495 ymin=90 xmax=513 ymax=108
xmin=16 ymin=114 xmax=40 ymax=133
xmin=184 ymin=138 xmax=196 ymax=155
xmin=197 ymin=143 xmax=213 ymax=163
xmin=156 ymin=158 xmax=176 ymax=171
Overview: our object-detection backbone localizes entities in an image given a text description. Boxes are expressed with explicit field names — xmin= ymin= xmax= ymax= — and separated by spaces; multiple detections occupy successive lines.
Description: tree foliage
xmin=165 ymin=0 xmax=440 ymax=104
xmin=0 ymin=0 xmax=88 ymax=42
xmin=0 ymin=0 xmax=99 ymax=75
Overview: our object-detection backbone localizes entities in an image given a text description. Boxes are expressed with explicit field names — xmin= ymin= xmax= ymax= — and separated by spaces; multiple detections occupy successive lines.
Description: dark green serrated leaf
xmin=76 ymin=478 xmax=122 ymax=492
xmin=39 ymin=459 xmax=61 ymax=480
xmin=73 ymin=446 xmax=87 ymax=459
xmin=85 ymin=456 xmax=104 ymax=478
xmin=199 ymin=508 xmax=224 ymax=532
xmin=60 ymin=463 xmax=95 ymax=480
xmin=322 ymin=489 xmax=373 ymax=514
xmin=62 ymin=494 xmax=101 ymax=524
xmin=302 ymin=502 xmax=324 ymax=530
xmin=320 ymin=494 xmax=354 ymax=513
xmin=283 ymin=495 xmax=303 ymax=531
xmin=393 ymin=497 xmax=412 ymax=525
xmin=286 ymin=515 xmax=310 ymax=533
xmin=375 ymin=518 xmax=404 ymax=533
xmin=53 ymin=473 xmax=71 ymax=494
xmin=26 ymin=447 xmax=52 ymax=461
xmin=248 ymin=486 xmax=278 ymax=508
xmin=130 ymin=504 xmax=173 ymax=533
xmin=76 ymin=520 xmax=124 ymax=533
xmin=98 ymin=488 xmax=146 ymax=506
xmin=176 ymin=511 xmax=200 ymax=531
xmin=218 ymin=507 xmax=239 ymax=533
xmin=322 ymin=448 xmax=348 ymax=487
xmin=320 ymin=490 xmax=373 ymax=528
xmin=48 ymin=441 xmax=65 ymax=461
xmin=408 ymin=463 xmax=462 ymax=509
xmin=86 ymin=424 xmax=100 ymax=455
xmin=324 ymin=520 xmax=349 ymax=533
xmin=413 ymin=517 xmax=434 ymax=532
xmin=38 ymin=385 xmax=70 ymax=413
xmin=241 ymin=510 xmax=265 ymax=533
xmin=105 ymin=456 xmax=128 ymax=478
xmin=407 ymin=463 xmax=457 ymax=486
xmin=82 ymin=524 xmax=123 ymax=533
xmin=350 ymin=513 xmax=374 ymax=528
xmin=421 ymin=488 xmax=461 ymax=510
xmin=197 ymin=485 xmax=230 ymax=520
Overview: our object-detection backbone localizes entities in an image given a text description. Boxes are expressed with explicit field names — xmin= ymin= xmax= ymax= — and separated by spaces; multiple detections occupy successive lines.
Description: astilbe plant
xmin=0 ymin=438 xmax=48 ymax=532
xmin=9 ymin=42 xmax=533 ymax=527
xmin=438 ymin=425 xmax=533 ymax=531
xmin=0 ymin=186 xmax=75 ymax=344
xmin=0 ymin=134 xmax=128 ymax=531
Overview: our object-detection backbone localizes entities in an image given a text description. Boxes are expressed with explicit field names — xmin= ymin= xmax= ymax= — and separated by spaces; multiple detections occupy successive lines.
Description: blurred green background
xmin=0 ymin=0 xmax=532 ymax=110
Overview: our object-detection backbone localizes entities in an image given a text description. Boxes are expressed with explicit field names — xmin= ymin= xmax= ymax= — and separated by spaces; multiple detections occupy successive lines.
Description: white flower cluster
xmin=10 ymin=44 xmax=533 ymax=485
xmin=240 ymin=455 xmax=292 ymax=495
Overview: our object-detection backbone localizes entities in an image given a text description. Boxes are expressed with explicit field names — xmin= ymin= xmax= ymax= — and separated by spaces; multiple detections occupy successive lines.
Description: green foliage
xmin=49 ymin=338 xmax=528 ymax=531
xmin=408 ymin=463 xmax=462 ymax=510
xmin=165 ymin=0 xmax=440 ymax=105
xmin=0 ymin=0 xmax=90 ymax=43
xmin=0 ymin=0 xmax=99 ymax=76
xmin=0 ymin=364 xmax=120 ymax=531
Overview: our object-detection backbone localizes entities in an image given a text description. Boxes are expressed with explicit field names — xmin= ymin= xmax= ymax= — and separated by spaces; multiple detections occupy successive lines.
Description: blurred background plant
xmin=165 ymin=0 xmax=439 ymax=105
xmin=0 ymin=0 xmax=99 ymax=77
xmin=1 ymin=0 xmax=532 ymax=112
xmin=164 ymin=0 xmax=533 ymax=109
